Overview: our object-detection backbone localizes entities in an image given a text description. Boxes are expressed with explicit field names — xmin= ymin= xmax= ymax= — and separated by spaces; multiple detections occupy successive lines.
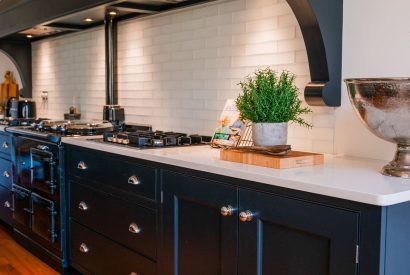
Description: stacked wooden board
xmin=220 ymin=149 xmax=324 ymax=169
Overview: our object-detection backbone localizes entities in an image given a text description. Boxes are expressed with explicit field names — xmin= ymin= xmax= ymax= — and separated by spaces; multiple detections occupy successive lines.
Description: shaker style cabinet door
xmin=238 ymin=189 xmax=359 ymax=275
xmin=162 ymin=171 xmax=238 ymax=275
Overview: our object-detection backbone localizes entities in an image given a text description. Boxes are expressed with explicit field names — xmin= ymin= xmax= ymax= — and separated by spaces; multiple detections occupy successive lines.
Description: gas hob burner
xmin=35 ymin=119 xmax=114 ymax=135
xmin=0 ymin=118 xmax=44 ymax=126
xmin=103 ymin=130 xmax=210 ymax=148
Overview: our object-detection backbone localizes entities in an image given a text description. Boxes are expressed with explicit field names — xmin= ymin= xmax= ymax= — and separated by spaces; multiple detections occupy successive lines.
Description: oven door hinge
xmin=355 ymin=245 xmax=359 ymax=264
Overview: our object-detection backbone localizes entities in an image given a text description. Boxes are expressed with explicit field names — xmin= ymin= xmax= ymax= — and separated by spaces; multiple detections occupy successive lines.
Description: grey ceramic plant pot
xmin=252 ymin=122 xmax=288 ymax=146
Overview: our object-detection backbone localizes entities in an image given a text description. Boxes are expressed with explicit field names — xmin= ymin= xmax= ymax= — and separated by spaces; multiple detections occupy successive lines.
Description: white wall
xmin=0 ymin=51 xmax=23 ymax=89
xmin=32 ymin=0 xmax=336 ymax=154
xmin=336 ymin=0 xmax=410 ymax=160
xmin=31 ymin=0 xmax=410 ymax=160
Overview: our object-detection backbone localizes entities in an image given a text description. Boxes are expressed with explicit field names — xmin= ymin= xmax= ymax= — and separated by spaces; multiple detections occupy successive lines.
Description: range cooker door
xmin=13 ymin=136 xmax=59 ymax=196
xmin=31 ymin=146 xmax=58 ymax=195
xmin=31 ymin=193 xmax=58 ymax=244
xmin=12 ymin=184 xmax=31 ymax=229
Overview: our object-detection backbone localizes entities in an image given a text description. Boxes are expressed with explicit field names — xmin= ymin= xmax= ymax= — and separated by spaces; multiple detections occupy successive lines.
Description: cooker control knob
xmin=36 ymin=145 xmax=49 ymax=151
xmin=3 ymin=171 xmax=9 ymax=178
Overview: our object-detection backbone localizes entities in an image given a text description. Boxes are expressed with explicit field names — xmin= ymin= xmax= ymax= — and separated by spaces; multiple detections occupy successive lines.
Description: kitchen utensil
xmin=345 ymin=78 xmax=410 ymax=178
xmin=0 ymin=71 xmax=18 ymax=114
xmin=221 ymin=145 xmax=291 ymax=156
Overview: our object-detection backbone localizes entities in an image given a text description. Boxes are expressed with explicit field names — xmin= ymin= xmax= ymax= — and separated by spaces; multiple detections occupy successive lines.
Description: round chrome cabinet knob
xmin=2 ymin=142 xmax=8 ymax=149
xmin=239 ymin=210 xmax=254 ymax=222
xmin=220 ymin=205 xmax=234 ymax=216
xmin=4 ymin=201 xmax=11 ymax=208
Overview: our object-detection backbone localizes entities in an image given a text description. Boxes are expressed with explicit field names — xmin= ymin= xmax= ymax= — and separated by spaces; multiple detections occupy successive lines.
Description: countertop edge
xmin=62 ymin=137 xmax=409 ymax=207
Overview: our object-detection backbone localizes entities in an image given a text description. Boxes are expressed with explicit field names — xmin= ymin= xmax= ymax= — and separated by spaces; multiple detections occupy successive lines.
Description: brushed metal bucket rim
xmin=345 ymin=77 xmax=410 ymax=83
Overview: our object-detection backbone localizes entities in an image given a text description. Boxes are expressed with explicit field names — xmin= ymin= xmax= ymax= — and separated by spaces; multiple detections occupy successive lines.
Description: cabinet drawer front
xmin=70 ymin=181 xmax=157 ymax=259
xmin=70 ymin=221 xmax=156 ymax=275
xmin=0 ymin=133 xmax=11 ymax=156
xmin=69 ymin=149 xmax=157 ymax=200
xmin=0 ymin=185 xmax=12 ymax=225
xmin=0 ymin=158 xmax=12 ymax=189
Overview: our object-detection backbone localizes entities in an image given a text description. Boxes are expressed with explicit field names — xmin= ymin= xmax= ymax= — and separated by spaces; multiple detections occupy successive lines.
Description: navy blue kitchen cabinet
xmin=238 ymin=189 xmax=358 ymax=275
xmin=66 ymin=147 xmax=159 ymax=275
xmin=161 ymin=171 xmax=358 ymax=275
xmin=161 ymin=171 xmax=238 ymax=275
xmin=65 ymin=145 xmax=410 ymax=275
xmin=0 ymin=132 xmax=13 ymax=226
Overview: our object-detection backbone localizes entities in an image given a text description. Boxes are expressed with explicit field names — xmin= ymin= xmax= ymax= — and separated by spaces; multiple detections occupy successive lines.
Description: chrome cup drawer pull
xmin=4 ymin=201 xmax=11 ymax=208
xmin=77 ymin=161 xmax=88 ymax=170
xmin=3 ymin=171 xmax=9 ymax=178
xmin=128 ymin=222 xmax=142 ymax=234
xmin=2 ymin=142 xmax=8 ymax=149
xmin=128 ymin=175 xmax=140 ymax=185
xmin=78 ymin=201 xmax=89 ymax=211
xmin=79 ymin=243 xmax=89 ymax=253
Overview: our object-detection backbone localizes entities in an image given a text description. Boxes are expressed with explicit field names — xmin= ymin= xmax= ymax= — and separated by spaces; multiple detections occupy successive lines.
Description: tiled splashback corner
xmin=31 ymin=0 xmax=335 ymax=154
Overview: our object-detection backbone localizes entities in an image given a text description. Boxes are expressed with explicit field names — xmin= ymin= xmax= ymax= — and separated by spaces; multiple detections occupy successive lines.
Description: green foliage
xmin=235 ymin=68 xmax=312 ymax=127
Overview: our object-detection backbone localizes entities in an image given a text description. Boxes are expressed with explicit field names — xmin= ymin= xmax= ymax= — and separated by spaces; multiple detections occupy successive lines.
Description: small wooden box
xmin=220 ymin=149 xmax=324 ymax=169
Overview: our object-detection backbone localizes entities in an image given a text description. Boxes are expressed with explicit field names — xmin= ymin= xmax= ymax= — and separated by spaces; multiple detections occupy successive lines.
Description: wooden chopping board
xmin=0 ymin=71 xmax=18 ymax=104
xmin=220 ymin=149 xmax=324 ymax=169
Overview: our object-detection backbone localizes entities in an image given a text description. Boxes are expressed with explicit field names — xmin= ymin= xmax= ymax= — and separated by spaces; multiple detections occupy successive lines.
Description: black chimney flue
xmin=103 ymin=10 xmax=124 ymax=126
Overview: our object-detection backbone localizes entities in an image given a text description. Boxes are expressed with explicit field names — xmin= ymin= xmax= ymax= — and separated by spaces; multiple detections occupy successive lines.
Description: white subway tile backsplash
xmin=245 ymin=41 xmax=278 ymax=55
xmin=32 ymin=0 xmax=335 ymax=154
xmin=246 ymin=18 xmax=278 ymax=33
xmin=232 ymin=27 xmax=295 ymax=45
xmin=206 ymin=13 xmax=232 ymax=27
xmin=232 ymin=52 xmax=294 ymax=67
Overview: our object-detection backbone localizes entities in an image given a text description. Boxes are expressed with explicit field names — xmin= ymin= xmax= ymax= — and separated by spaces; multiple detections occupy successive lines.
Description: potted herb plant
xmin=236 ymin=68 xmax=312 ymax=146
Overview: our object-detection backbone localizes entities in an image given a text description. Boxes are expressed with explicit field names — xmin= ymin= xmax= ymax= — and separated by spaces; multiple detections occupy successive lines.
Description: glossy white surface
xmin=0 ymin=126 xmax=7 ymax=132
xmin=62 ymin=137 xmax=410 ymax=206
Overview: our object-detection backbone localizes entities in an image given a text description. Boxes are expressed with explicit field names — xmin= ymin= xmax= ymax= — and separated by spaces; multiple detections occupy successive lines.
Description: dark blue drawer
xmin=0 ymin=158 xmax=12 ymax=189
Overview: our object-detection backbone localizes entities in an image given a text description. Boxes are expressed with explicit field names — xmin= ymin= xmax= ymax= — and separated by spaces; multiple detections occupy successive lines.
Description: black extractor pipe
xmin=103 ymin=10 xmax=125 ymax=125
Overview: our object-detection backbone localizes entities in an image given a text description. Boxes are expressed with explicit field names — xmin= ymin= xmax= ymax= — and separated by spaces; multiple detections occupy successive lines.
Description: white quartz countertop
xmin=62 ymin=136 xmax=410 ymax=206
xmin=0 ymin=125 xmax=7 ymax=132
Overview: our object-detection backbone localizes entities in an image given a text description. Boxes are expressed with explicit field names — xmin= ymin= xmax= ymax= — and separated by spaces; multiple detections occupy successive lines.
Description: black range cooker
xmin=6 ymin=119 xmax=210 ymax=270
xmin=5 ymin=119 xmax=114 ymax=270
